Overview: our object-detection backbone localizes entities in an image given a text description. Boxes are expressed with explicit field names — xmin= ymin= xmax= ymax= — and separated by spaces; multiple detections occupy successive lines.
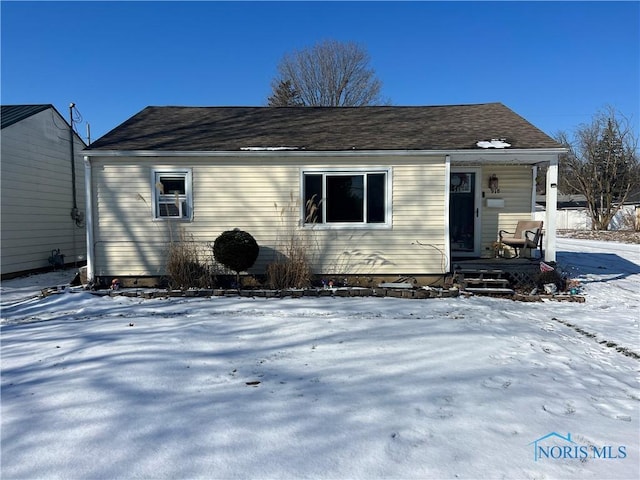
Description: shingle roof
xmin=1 ymin=104 xmax=53 ymax=129
xmin=87 ymin=103 xmax=562 ymax=152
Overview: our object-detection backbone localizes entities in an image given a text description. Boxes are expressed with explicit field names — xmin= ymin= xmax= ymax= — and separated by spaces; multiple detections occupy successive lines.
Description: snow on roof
xmin=240 ymin=146 xmax=302 ymax=151
xmin=477 ymin=138 xmax=512 ymax=149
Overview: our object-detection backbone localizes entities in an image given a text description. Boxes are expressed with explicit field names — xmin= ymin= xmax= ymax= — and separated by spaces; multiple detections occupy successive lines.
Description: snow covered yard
xmin=1 ymin=239 xmax=638 ymax=480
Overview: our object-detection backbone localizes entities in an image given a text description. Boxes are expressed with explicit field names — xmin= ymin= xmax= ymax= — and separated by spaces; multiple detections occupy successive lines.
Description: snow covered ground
xmin=1 ymin=239 xmax=638 ymax=480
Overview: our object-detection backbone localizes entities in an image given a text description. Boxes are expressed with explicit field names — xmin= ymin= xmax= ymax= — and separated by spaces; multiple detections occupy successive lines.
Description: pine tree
xmin=267 ymin=80 xmax=304 ymax=107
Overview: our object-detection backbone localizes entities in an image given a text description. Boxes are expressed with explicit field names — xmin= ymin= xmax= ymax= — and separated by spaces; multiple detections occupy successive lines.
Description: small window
xmin=303 ymin=170 xmax=390 ymax=226
xmin=152 ymin=170 xmax=192 ymax=220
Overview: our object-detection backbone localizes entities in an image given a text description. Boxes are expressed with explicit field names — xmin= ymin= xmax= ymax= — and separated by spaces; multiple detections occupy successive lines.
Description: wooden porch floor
xmin=451 ymin=256 xmax=543 ymax=272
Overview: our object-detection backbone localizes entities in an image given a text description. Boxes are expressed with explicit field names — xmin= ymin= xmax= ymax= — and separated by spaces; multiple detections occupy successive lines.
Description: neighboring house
xmin=83 ymin=103 xmax=564 ymax=285
xmin=1 ymin=104 xmax=87 ymax=278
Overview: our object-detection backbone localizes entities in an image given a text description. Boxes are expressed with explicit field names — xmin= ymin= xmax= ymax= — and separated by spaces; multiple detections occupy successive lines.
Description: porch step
xmin=464 ymin=287 xmax=516 ymax=295
xmin=453 ymin=268 xmax=516 ymax=296
xmin=463 ymin=278 xmax=510 ymax=287
xmin=455 ymin=269 xmax=505 ymax=276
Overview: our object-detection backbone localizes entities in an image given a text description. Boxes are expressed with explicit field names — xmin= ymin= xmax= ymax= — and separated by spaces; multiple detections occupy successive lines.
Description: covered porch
xmin=447 ymin=150 xmax=560 ymax=266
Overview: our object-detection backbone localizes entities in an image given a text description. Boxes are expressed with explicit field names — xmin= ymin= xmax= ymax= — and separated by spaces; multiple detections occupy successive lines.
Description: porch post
xmin=544 ymin=156 xmax=558 ymax=262
xmin=444 ymin=155 xmax=451 ymax=272
xmin=83 ymin=155 xmax=94 ymax=283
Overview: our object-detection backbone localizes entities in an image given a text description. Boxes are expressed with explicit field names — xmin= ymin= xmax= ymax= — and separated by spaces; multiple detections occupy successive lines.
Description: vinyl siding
xmin=1 ymin=109 xmax=86 ymax=275
xmin=480 ymin=165 xmax=536 ymax=257
xmin=90 ymin=155 xmax=448 ymax=277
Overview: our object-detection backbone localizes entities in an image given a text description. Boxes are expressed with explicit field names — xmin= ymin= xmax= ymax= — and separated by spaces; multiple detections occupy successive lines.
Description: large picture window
xmin=303 ymin=170 xmax=390 ymax=226
xmin=152 ymin=169 xmax=192 ymax=220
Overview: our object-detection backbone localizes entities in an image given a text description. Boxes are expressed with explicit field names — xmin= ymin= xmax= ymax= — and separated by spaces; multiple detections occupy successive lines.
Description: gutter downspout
xmin=444 ymin=155 xmax=451 ymax=272
xmin=69 ymin=104 xmax=78 ymax=214
xmin=83 ymin=155 xmax=94 ymax=283
xmin=545 ymin=156 xmax=558 ymax=262
xmin=531 ymin=165 xmax=538 ymax=217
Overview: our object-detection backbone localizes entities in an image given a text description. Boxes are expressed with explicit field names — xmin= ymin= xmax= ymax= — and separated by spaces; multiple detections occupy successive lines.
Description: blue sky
xmin=2 ymin=1 xmax=638 ymax=144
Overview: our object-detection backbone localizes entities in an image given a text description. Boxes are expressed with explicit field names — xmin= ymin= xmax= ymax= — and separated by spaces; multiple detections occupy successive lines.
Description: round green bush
xmin=213 ymin=229 xmax=259 ymax=274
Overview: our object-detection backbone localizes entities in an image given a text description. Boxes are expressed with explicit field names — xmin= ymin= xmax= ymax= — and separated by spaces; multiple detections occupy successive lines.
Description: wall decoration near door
xmin=450 ymin=173 xmax=471 ymax=193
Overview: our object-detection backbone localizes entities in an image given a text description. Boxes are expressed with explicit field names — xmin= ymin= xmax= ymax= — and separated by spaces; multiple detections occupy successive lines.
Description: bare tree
xmin=269 ymin=40 xmax=386 ymax=106
xmin=555 ymin=107 xmax=639 ymax=230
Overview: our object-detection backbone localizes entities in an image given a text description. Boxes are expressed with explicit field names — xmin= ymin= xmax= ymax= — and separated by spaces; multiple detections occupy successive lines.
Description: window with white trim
xmin=303 ymin=169 xmax=390 ymax=226
xmin=152 ymin=170 xmax=192 ymax=220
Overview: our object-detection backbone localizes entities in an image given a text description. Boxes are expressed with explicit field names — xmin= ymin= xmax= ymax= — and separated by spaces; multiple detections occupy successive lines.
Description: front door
xmin=450 ymin=169 xmax=481 ymax=257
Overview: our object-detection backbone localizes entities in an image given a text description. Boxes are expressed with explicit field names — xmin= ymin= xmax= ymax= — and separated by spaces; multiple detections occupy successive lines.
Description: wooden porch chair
xmin=499 ymin=220 xmax=544 ymax=258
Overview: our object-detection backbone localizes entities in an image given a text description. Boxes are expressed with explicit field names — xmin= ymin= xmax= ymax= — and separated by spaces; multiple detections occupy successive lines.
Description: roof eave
xmin=83 ymin=147 xmax=566 ymax=158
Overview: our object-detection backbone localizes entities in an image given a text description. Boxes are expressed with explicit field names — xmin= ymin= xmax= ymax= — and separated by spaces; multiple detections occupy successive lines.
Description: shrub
xmin=266 ymin=194 xmax=315 ymax=289
xmin=213 ymin=229 xmax=259 ymax=287
xmin=166 ymin=229 xmax=213 ymax=290
xmin=266 ymin=240 xmax=312 ymax=289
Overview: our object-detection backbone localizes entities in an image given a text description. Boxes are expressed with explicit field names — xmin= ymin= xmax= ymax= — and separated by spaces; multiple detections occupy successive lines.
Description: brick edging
xmin=96 ymin=287 xmax=461 ymax=300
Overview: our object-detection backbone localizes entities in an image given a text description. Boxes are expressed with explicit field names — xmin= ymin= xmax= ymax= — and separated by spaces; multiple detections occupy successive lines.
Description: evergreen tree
xmin=267 ymin=80 xmax=304 ymax=107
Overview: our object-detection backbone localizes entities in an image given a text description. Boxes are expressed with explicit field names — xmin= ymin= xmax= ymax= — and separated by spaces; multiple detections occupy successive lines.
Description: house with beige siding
xmin=1 ymin=105 xmax=87 ymax=278
xmin=83 ymin=103 xmax=563 ymax=286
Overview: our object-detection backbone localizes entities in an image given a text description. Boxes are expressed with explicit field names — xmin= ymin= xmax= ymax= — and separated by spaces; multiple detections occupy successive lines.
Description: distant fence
xmin=535 ymin=205 xmax=639 ymax=231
